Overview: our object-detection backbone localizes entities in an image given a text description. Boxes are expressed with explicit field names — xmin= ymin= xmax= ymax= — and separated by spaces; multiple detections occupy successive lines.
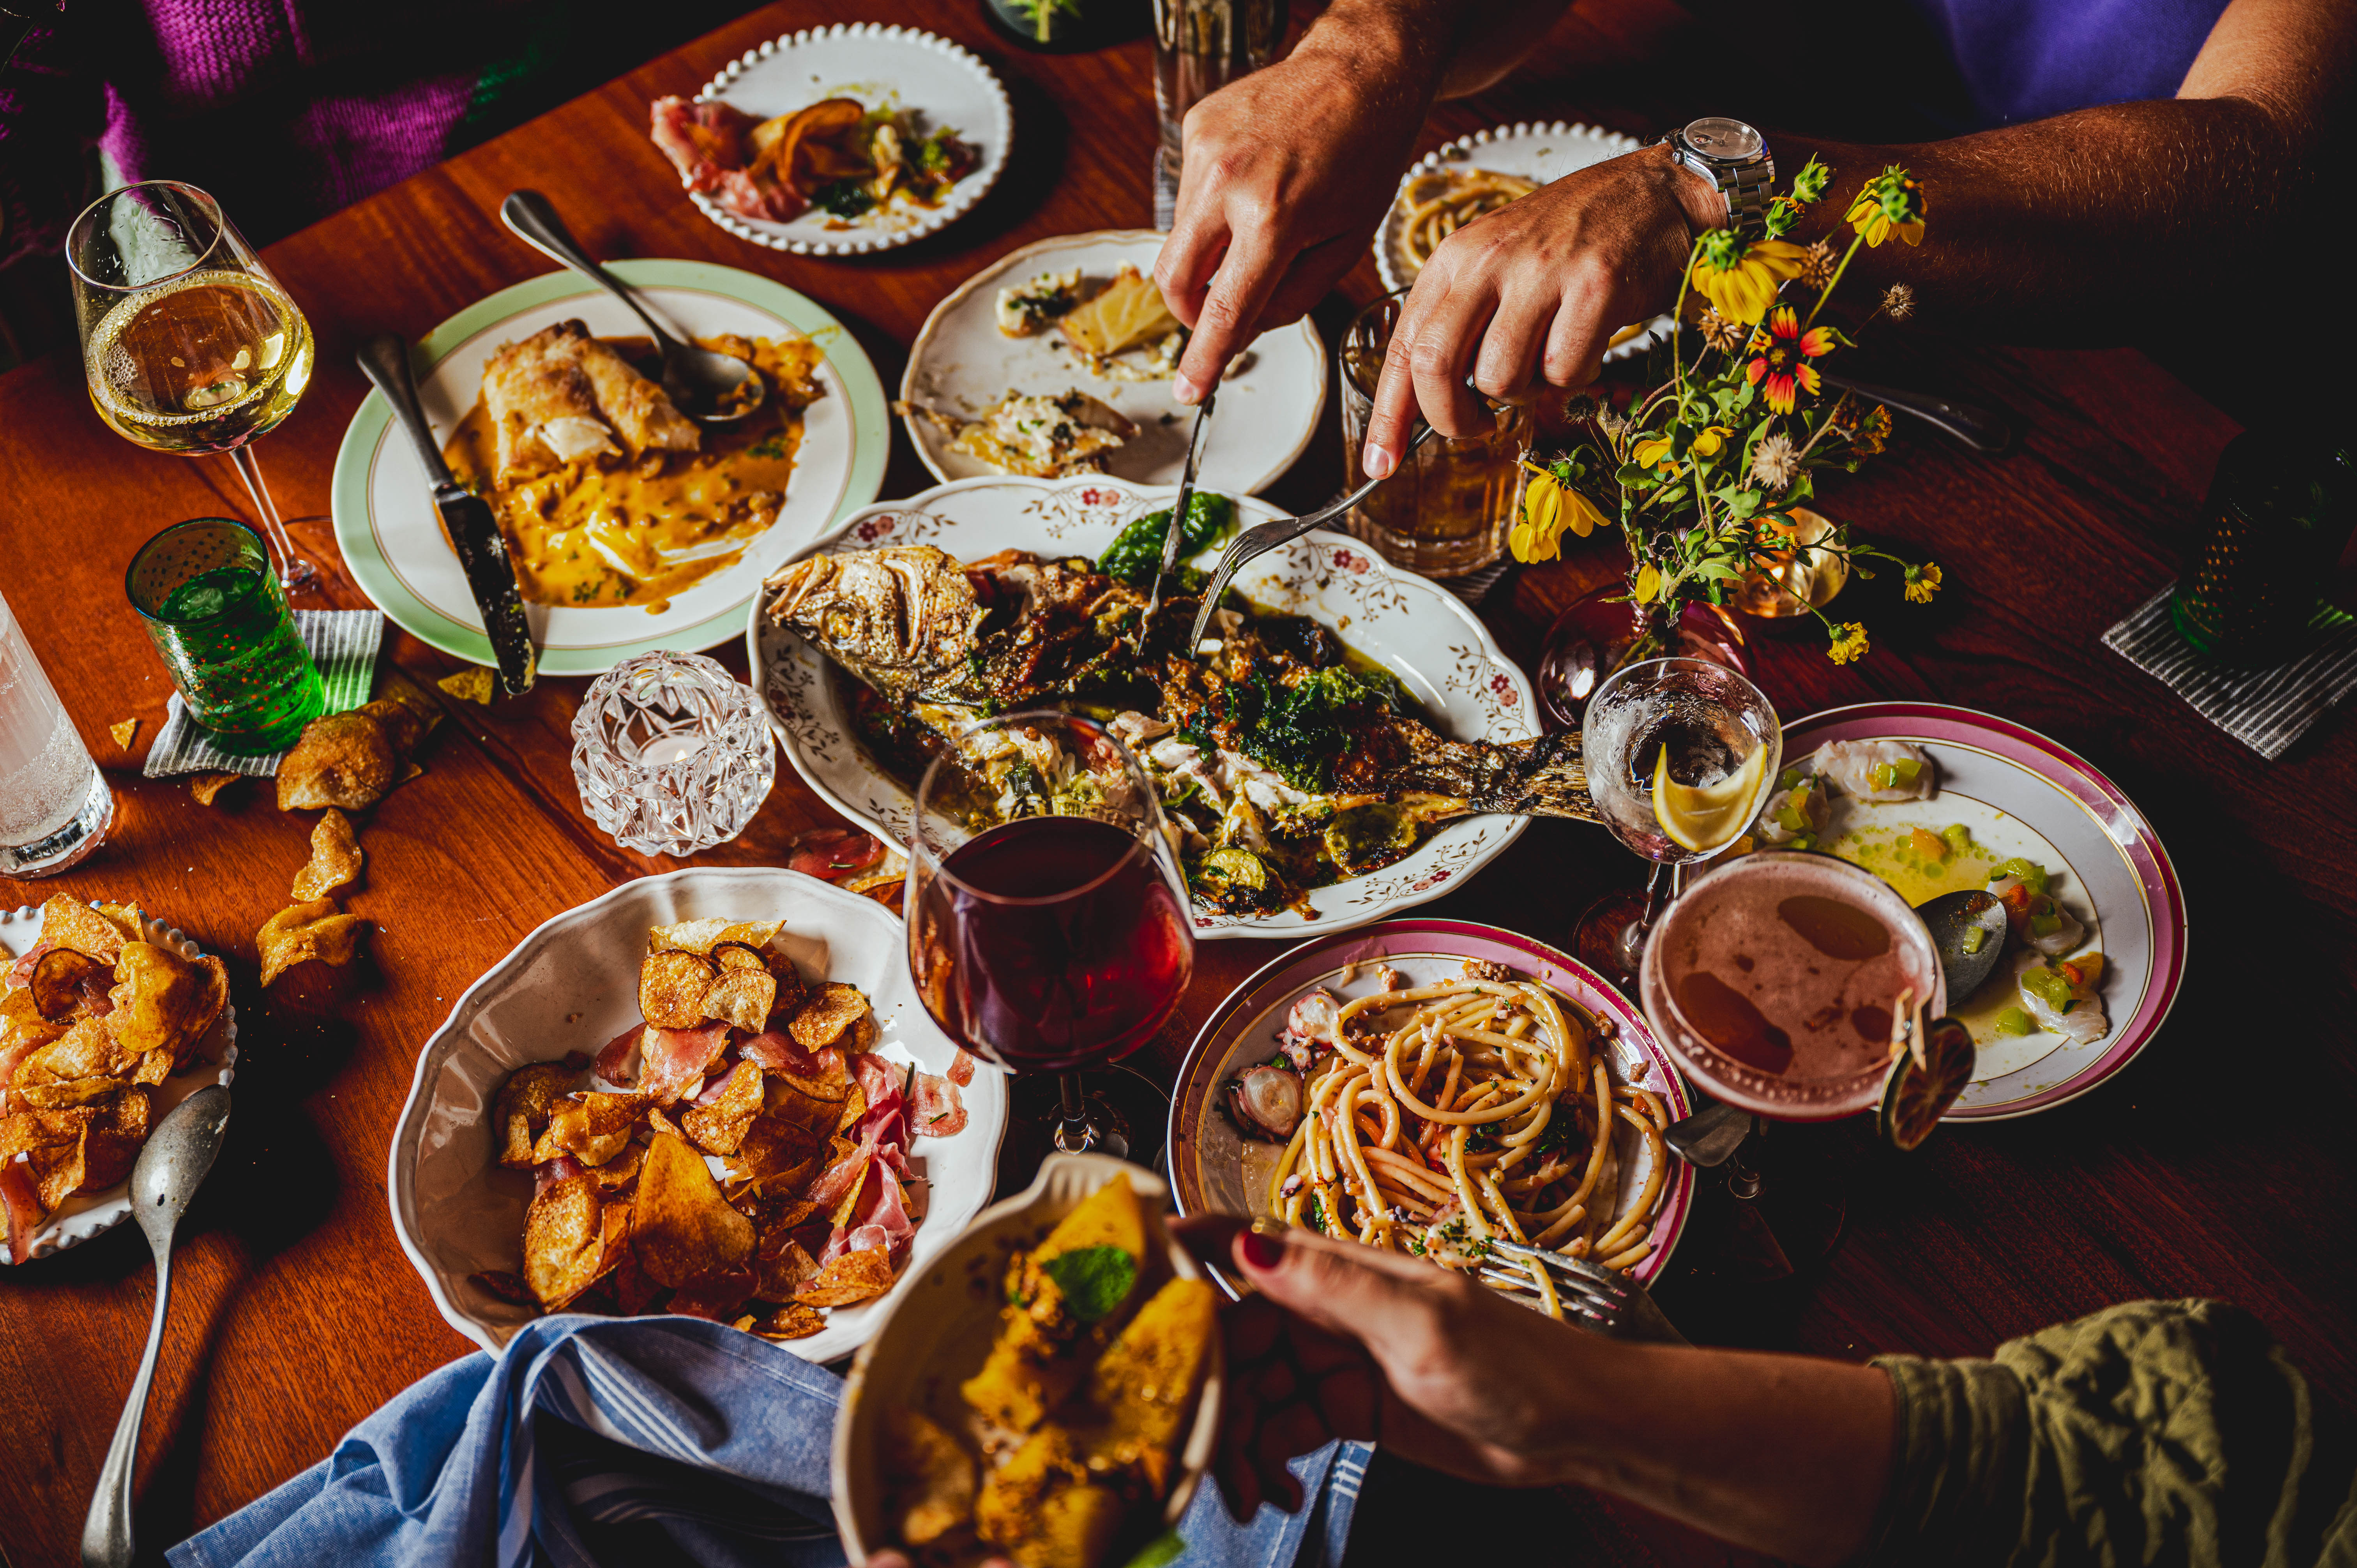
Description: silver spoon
xmin=498 ymin=189 xmax=765 ymax=424
xmin=81 ymin=1084 xmax=233 ymax=1568
xmin=1915 ymin=887 xmax=2011 ymax=1001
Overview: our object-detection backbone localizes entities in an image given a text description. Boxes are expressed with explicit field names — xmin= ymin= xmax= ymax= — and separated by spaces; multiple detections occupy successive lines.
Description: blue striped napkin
xmin=2102 ymin=587 xmax=2357 ymax=760
xmin=142 ymin=610 xmax=385 ymax=779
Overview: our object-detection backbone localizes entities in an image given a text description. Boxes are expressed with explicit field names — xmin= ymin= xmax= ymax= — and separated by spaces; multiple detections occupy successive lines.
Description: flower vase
xmin=1534 ymin=582 xmax=1752 ymax=731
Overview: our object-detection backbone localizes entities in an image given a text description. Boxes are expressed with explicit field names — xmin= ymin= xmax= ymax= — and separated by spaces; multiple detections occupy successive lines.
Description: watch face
xmin=1683 ymin=117 xmax=1764 ymax=162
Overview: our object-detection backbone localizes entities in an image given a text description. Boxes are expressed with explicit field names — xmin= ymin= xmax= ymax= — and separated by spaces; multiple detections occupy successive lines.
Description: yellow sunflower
xmin=1689 ymin=234 xmax=1809 ymax=325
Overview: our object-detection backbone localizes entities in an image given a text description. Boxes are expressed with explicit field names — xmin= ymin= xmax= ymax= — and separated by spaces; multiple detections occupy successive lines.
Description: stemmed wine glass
xmin=906 ymin=710 xmax=1196 ymax=1168
xmin=67 ymin=181 xmax=318 ymax=595
xmin=1574 ymin=657 xmax=1781 ymax=983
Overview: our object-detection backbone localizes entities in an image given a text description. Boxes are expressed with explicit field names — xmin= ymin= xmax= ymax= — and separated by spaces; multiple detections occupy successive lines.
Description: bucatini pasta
xmin=1240 ymin=964 xmax=1670 ymax=1315
xmin=1396 ymin=168 xmax=1540 ymax=271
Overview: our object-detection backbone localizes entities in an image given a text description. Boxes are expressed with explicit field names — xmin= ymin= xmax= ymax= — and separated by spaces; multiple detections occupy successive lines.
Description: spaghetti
xmin=1258 ymin=969 xmax=1670 ymax=1315
xmin=1396 ymin=168 xmax=1540 ymax=272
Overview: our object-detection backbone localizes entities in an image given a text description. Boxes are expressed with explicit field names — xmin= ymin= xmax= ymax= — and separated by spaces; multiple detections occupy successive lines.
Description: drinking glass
xmin=1338 ymin=289 xmax=1530 ymax=577
xmin=126 ymin=517 xmax=324 ymax=753
xmin=68 ymin=182 xmax=318 ymax=594
xmin=571 ymin=652 xmax=776 ymax=856
xmin=906 ymin=710 xmax=1195 ymax=1167
xmin=1574 ymin=657 xmax=1780 ymax=982
xmin=1150 ymin=0 xmax=1288 ymax=222
xmin=0 ymin=587 xmax=114 ymax=878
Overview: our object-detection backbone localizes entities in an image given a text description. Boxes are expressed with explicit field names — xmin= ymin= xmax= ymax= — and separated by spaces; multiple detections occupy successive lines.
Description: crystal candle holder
xmin=570 ymin=651 xmax=775 ymax=857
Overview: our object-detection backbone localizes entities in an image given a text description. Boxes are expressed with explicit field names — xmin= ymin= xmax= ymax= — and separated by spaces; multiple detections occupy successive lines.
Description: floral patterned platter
xmin=746 ymin=475 xmax=1543 ymax=938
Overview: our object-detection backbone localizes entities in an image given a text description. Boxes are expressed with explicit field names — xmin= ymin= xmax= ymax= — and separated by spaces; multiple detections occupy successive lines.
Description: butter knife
xmin=1145 ymin=385 xmax=1216 ymax=622
xmin=356 ymin=334 xmax=538 ymax=696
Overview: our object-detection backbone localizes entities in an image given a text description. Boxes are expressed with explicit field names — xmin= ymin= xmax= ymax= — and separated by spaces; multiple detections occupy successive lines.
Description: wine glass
xmin=67 ymin=182 xmax=318 ymax=594
xmin=1574 ymin=657 xmax=1781 ymax=983
xmin=906 ymin=710 xmax=1196 ymax=1169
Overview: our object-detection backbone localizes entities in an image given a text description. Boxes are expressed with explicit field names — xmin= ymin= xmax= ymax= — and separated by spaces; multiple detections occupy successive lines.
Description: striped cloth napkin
xmin=2102 ymin=587 xmax=2357 ymax=760
xmin=142 ymin=609 xmax=386 ymax=779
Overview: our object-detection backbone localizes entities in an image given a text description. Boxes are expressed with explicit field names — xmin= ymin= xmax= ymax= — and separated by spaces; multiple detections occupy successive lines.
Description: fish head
xmin=764 ymin=545 xmax=982 ymax=705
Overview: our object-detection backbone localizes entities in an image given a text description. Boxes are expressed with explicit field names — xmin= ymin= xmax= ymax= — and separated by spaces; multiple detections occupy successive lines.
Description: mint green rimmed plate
xmin=330 ymin=260 xmax=888 ymax=676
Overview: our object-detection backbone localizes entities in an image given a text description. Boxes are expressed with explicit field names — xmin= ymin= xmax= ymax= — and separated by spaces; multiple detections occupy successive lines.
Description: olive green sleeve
xmin=1859 ymin=1299 xmax=2357 ymax=1568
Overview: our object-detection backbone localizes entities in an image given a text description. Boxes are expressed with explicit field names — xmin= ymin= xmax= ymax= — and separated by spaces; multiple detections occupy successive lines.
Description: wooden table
xmin=4 ymin=4 xmax=2353 ymax=1564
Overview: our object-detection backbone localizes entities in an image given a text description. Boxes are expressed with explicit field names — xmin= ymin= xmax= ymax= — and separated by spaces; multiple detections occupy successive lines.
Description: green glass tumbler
xmin=127 ymin=517 xmax=324 ymax=752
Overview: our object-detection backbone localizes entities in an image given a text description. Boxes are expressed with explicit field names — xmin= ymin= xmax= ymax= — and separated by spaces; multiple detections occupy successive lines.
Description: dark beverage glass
xmin=907 ymin=711 xmax=1195 ymax=1167
xmin=127 ymin=516 xmax=324 ymax=753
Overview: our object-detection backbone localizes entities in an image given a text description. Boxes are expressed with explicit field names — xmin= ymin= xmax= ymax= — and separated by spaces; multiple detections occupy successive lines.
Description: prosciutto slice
xmin=1 ymin=1157 xmax=43 ymax=1259
xmin=819 ymin=1160 xmax=917 ymax=1265
xmin=647 ymin=96 xmax=809 ymax=224
xmin=638 ymin=1022 xmax=731 ymax=1106
xmin=534 ymin=1154 xmax=586 ymax=1198
xmin=947 ymin=1049 xmax=979 ymax=1087
xmin=738 ymin=1030 xmax=828 ymax=1077
xmin=910 ymin=1072 xmax=966 ymax=1138
xmin=593 ymin=1024 xmax=644 ymax=1088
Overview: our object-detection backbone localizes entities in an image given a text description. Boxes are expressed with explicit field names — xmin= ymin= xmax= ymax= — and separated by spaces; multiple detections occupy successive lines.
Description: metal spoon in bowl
xmin=80 ymin=1085 xmax=233 ymax=1568
xmin=498 ymin=189 xmax=766 ymax=424
xmin=1915 ymin=887 xmax=2011 ymax=1002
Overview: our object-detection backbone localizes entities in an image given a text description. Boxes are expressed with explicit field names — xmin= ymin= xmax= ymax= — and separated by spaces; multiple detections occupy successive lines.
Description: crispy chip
xmin=0 ymin=1105 xmax=86 ymax=1161
xmin=27 ymin=948 xmax=106 ymax=1021
xmin=523 ymin=1174 xmax=608 ymax=1308
xmin=78 ymin=1088 xmax=148 ymax=1194
xmin=437 ymin=667 xmax=496 ymax=705
xmin=291 ymin=808 xmax=364 ymax=901
xmin=753 ymin=1230 xmax=822 ymax=1301
xmin=734 ymin=1302 xmax=825 ymax=1341
xmin=700 ymin=966 xmax=777 ymax=1032
xmin=16 ymin=1017 xmax=138 ymax=1090
xmin=787 ymin=983 xmax=870 ymax=1052
xmin=108 ymin=943 xmax=229 ymax=1068
xmin=668 ymin=1270 xmax=756 ymax=1321
xmin=714 ymin=920 xmax=785 ymax=951
xmin=639 ymin=950 xmax=717 ymax=1030
xmin=631 ymin=1131 xmax=754 ymax=1289
xmin=0 ymin=987 xmax=67 ymax=1063
xmin=532 ymin=1091 xmax=645 ymax=1166
xmin=712 ymin=943 xmax=767 ymax=973
xmin=847 ymin=1014 xmax=877 ymax=1055
xmin=647 ymin=918 xmax=732 ymax=955
xmin=680 ymin=1061 xmax=765 ymax=1156
xmin=360 ymin=669 xmax=443 ymax=755
xmin=493 ymin=1060 xmax=583 ymax=1169
xmin=38 ymin=896 xmax=142 ymax=965
xmin=189 ymin=772 xmax=242 ymax=806
xmin=590 ymin=1138 xmax=648 ymax=1195
xmin=256 ymin=900 xmax=368 ymax=987
xmin=832 ymin=1081 xmax=869 ymax=1136
xmin=16 ymin=1075 xmax=127 ymax=1111
xmin=109 ymin=719 xmax=140 ymax=750
xmin=277 ymin=713 xmax=398 ymax=811
xmin=791 ymin=1246 xmax=896 ymax=1308
xmin=646 ymin=1105 xmax=686 ymax=1141
xmin=470 ymin=1270 xmax=537 ymax=1307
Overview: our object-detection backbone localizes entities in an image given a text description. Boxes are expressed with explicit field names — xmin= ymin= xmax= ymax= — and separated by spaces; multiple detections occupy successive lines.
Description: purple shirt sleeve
xmin=1907 ymin=0 xmax=2231 ymax=127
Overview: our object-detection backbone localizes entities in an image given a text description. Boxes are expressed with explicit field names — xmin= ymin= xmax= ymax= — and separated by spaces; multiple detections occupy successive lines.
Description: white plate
xmin=683 ymin=23 xmax=1011 ymax=255
xmin=901 ymin=230 xmax=1327 ymax=494
xmin=748 ymin=473 xmax=1543 ymax=938
xmin=385 ymin=866 xmax=1008 ymax=1360
xmin=1376 ymin=122 xmax=1670 ymax=362
xmin=0 ymin=904 xmax=239 ymax=1266
xmin=330 ymin=260 xmax=890 ymax=677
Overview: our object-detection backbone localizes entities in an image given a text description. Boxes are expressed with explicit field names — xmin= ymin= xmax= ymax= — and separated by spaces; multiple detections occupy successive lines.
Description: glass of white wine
xmin=67 ymin=182 xmax=318 ymax=593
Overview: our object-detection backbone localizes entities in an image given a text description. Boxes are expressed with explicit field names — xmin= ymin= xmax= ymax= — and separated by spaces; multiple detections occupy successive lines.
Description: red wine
xmin=912 ymin=815 xmax=1193 ymax=1073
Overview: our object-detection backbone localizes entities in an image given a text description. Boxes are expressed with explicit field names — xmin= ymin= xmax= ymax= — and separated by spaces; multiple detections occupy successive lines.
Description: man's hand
xmin=1361 ymin=143 xmax=1719 ymax=475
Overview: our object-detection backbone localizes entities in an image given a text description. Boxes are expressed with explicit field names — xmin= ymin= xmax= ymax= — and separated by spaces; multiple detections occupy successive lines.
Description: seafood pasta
xmin=1246 ymin=965 xmax=1669 ymax=1312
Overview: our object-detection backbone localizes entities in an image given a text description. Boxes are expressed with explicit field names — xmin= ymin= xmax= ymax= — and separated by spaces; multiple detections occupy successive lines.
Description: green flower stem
xmin=1805 ymin=228 xmax=1869 ymax=330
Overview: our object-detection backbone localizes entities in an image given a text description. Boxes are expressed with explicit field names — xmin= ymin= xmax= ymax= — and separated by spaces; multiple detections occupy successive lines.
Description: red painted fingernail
xmin=1241 ymin=1229 xmax=1286 ymax=1269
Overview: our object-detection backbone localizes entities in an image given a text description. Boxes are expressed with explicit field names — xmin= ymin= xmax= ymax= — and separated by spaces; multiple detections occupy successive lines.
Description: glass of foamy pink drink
xmin=1640 ymin=849 xmax=1946 ymax=1119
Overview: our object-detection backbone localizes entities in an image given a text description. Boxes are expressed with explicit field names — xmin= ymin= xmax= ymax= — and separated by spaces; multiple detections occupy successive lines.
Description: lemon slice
xmin=1652 ymin=742 xmax=1769 ymax=853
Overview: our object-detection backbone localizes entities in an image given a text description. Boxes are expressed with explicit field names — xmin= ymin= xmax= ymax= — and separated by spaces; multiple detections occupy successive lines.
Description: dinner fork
xmin=1476 ymin=1236 xmax=1691 ymax=1344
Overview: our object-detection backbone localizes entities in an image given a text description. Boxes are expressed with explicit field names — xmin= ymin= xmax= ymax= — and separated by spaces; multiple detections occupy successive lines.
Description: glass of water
xmin=1 ymin=587 xmax=115 ymax=878
xmin=570 ymin=652 xmax=775 ymax=857
xmin=1150 ymin=0 xmax=1288 ymax=221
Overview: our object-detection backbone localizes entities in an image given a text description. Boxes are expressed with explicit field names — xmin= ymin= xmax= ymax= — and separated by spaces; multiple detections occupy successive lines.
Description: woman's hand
xmin=1361 ymin=145 xmax=1721 ymax=474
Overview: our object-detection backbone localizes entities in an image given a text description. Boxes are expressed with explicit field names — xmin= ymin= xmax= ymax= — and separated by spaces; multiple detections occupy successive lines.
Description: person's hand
xmin=1360 ymin=145 xmax=1724 ymax=474
xmin=1154 ymin=15 xmax=1445 ymax=405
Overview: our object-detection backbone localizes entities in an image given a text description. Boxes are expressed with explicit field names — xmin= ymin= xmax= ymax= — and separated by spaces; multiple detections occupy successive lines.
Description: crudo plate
xmin=902 ymin=230 xmax=1326 ymax=494
xmin=386 ymin=866 xmax=1006 ymax=1360
xmin=0 ymin=904 xmax=238 ymax=1265
xmin=331 ymin=260 xmax=889 ymax=676
xmin=747 ymin=473 xmax=1546 ymax=938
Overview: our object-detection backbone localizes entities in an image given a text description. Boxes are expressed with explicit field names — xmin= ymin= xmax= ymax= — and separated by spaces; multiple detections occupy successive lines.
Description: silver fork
xmin=1476 ymin=1236 xmax=1689 ymax=1343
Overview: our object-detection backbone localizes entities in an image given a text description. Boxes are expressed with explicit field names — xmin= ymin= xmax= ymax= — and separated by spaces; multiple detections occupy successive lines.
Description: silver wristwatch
xmin=1664 ymin=117 xmax=1775 ymax=236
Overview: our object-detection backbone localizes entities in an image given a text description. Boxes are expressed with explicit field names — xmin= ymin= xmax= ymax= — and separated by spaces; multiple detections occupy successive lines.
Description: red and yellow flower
xmin=1745 ymin=306 xmax=1833 ymax=413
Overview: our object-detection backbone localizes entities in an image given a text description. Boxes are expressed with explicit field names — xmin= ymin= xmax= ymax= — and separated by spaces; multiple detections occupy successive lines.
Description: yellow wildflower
xmin=1633 ymin=563 xmax=1663 ymax=604
xmin=1689 ymin=235 xmax=1809 ymax=325
xmin=1846 ymin=166 xmax=1927 ymax=248
xmin=1509 ymin=463 xmax=1612 ymax=563
xmin=1690 ymin=426 xmax=1730 ymax=459
xmin=1905 ymin=562 xmax=1942 ymax=603
xmin=1827 ymin=622 xmax=1869 ymax=663
xmin=1631 ymin=426 xmax=1730 ymax=475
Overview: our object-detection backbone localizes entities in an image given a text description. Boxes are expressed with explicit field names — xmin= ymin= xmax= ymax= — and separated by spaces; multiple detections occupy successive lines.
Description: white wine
xmin=85 ymin=270 xmax=313 ymax=454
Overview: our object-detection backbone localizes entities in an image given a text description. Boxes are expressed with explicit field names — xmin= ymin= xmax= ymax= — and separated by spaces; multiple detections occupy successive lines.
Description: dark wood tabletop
xmin=4 ymin=3 xmax=2353 ymax=1564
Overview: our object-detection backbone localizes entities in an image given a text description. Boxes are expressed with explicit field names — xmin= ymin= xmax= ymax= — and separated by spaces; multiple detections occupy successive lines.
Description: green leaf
xmin=1040 ymin=1245 xmax=1138 ymax=1323
xmin=1120 ymin=1531 xmax=1187 ymax=1568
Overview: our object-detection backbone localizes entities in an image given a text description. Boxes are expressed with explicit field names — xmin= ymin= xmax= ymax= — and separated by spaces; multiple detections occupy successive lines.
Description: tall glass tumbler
xmin=1151 ymin=0 xmax=1288 ymax=221
xmin=127 ymin=517 xmax=324 ymax=753
xmin=0 ymin=588 xmax=114 ymax=878
xmin=1338 ymin=289 xmax=1531 ymax=577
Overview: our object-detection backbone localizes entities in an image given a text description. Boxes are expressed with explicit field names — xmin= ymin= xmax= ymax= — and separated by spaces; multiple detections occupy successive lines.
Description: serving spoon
xmin=1915 ymin=887 xmax=2012 ymax=1001
xmin=498 ymin=189 xmax=766 ymax=424
xmin=81 ymin=1085 xmax=233 ymax=1568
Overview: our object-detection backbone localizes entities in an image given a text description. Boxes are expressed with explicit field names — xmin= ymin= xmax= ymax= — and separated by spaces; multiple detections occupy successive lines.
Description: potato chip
xmin=523 ymin=1173 xmax=609 ymax=1308
xmin=0 ymin=987 xmax=66 ymax=1061
xmin=734 ymin=1303 xmax=825 ymax=1341
xmin=469 ymin=1270 xmax=537 ymax=1307
xmin=16 ymin=1075 xmax=128 ymax=1111
xmin=647 ymin=918 xmax=733 ymax=955
xmin=632 ymin=1131 xmax=754 ymax=1289
xmin=107 ymin=943 xmax=229 ymax=1067
xmin=189 ymin=772 xmax=243 ymax=805
xmin=38 ymin=895 xmax=142 ymax=965
xmin=832 ymin=1081 xmax=870 ymax=1136
xmin=360 ymin=670 xmax=443 ymax=755
xmin=639 ymin=949 xmax=717 ymax=1030
xmin=791 ymin=1246 xmax=896 ymax=1307
xmin=27 ymin=947 xmax=106 ymax=1021
xmin=109 ymin=719 xmax=140 ymax=750
xmin=590 ymin=1138 xmax=648 ymax=1195
xmin=646 ymin=1105 xmax=686 ymax=1141
xmin=533 ymin=1091 xmax=644 ymax=1166
xmin=827 ymin=1158 xmax=872 ymax=1229
xmin=493 ymin=1060 xmax=583 ymax=1169
xmin=680 ymin=1061 xmax=765 ymax=1156
xmin=611 ymin=1247 xmax=664 ymax=1314
xmin=256 ymin=900 xmax=368 ymax=987
xmin=277 ymin=713 xmax=398 ymax=811
xmin=667 ymin=1269 xmax=756 ymax=1321
xmin=16 ymin=1017 xmax=138 ymax=1089
xmin=0 ymin=1105 xmax=85 ymax=1162
xmin=291 ymin=808 xmax=364 ymax=901
xmin=753 ymin=1231 xmax=822 ymax=1301
xmin=699 ymin=966 xmax=776 ymax=1033
xmin=437 ymin=667 xmax=496 ymax=705
xmin=847 ymin=1014 xmax=877 ymax=1055
xmin=77 ymin=1088 xmax=148 ymax=1194
xmin=713 ymin=920 xmax=785 ymax=951
xmin=788 ymin=983 xmax=869 ymax=1052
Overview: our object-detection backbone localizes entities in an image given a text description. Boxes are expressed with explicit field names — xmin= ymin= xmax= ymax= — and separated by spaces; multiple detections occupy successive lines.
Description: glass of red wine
xmin=905 ymin=710 xmax=1195 ymax=1171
